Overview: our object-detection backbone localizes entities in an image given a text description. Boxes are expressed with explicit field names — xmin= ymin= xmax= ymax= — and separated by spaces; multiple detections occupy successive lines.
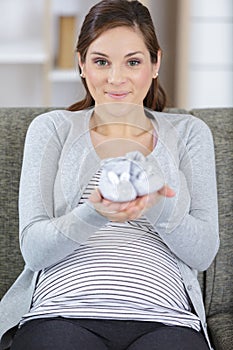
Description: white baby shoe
xmin=99 ymin=151 xmax=164 ymax=202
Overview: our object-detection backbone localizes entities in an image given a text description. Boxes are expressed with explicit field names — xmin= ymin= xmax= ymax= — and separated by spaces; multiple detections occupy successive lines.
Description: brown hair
xmin=68 ymin=0 xmax=166 ymax=112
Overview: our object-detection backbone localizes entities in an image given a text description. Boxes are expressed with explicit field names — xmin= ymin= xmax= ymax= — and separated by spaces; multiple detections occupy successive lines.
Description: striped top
xmin=20 ymin=170 xmax=200 ymax=331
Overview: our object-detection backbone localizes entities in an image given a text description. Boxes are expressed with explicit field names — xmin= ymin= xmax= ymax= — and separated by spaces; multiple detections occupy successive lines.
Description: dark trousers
xmin=11 ymin=317 xmax=210 ymax=350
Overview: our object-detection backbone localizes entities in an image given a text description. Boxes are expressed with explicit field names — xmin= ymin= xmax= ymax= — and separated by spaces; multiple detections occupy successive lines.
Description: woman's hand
xmin=89 ymin=185 xmax=175 ymax=222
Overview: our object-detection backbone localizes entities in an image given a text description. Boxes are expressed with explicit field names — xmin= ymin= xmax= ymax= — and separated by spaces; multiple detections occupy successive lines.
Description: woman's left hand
xmin=89 ymin=185 xmax=175 ymax=222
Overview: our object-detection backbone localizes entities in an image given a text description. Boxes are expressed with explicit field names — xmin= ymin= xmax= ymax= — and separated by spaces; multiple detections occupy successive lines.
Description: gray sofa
xmin=0 ymin=107 xmax=232 ymax=349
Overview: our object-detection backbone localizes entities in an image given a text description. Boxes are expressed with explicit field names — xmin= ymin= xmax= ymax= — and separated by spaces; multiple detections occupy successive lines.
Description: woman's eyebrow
xmin=125 ymin=51 xmax=144 ymax=57
xmin=90 ymin=51 xmax=145 ymax=57
xmin=90 ymin=52 xmax=109 ymax=57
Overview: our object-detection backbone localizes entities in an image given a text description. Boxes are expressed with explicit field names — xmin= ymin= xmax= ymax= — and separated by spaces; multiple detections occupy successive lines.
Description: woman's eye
xmin=128 ymin=60 xmax=140 ymax=67
xmin=95 ymin=59 xmax=108 ymax=66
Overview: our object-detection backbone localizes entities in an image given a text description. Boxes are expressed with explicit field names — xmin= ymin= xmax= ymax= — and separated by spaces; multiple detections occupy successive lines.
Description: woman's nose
xmin=107 ymin=65 xmax=126 ymax=85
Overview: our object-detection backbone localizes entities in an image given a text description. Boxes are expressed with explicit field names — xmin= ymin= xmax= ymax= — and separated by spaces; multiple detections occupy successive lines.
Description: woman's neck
xmin=89 ymin=104 xmax=156 ymax=158
xmin=90 ymin=104 xmax=153 ymax=138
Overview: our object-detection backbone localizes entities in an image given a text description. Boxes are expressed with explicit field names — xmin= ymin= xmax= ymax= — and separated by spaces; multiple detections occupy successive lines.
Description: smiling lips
xmin=106 ymin=91 xmax=129 ymax=99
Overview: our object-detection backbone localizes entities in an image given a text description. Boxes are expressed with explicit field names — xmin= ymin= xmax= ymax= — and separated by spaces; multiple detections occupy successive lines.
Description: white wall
xmin=0 ymin=0 xmax=232 ymax=108
xmin=0 ymin=0 xmax=48 ymax=107
xmin=176 ymin=0 xmax=233 ymax=108
xmin=0 ymin=0 xmax=93 ymax=107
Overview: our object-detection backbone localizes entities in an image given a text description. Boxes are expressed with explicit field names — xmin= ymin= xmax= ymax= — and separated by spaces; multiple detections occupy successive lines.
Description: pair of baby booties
xmin=99 ymin=151 xmax=164 ymax=202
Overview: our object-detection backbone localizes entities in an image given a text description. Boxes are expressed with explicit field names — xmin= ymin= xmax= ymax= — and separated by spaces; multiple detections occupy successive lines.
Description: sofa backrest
xmin=0 ymin=107 xmax=232 ymax=318
xmin=0 ymin=108 xmax=53 ymax=297
xmin=189 ymin=108 xmax=233 ymax=317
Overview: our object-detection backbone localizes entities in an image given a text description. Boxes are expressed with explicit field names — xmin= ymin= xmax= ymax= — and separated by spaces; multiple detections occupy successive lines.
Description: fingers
xmin=89 ymin=188 xmax=131 ymax=210
xmin=88 ymin=185 xmax=175 ymax=222
xmin=89 ymin=187 xmax=102 ymax=203
xmin=158 ymin=184 xmax=176 ymax=197
xmin=107 ymin=202 xmax=145 ymax=222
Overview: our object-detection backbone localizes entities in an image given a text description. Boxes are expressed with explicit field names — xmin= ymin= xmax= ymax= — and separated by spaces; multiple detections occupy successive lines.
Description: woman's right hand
xmin=89 ymin=185 xmax=175 ymax=222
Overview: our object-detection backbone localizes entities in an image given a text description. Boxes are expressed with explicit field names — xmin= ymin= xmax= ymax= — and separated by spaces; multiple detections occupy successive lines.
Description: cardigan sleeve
xmin=144 ymin=117 xmax=219 ymax=271
xmin=19 ymin=112 xmax=108 ymax=272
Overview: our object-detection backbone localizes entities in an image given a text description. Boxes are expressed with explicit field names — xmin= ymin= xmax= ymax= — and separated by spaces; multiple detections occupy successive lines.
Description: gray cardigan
xmin=0 ymin=108 xmax=219 ymax=349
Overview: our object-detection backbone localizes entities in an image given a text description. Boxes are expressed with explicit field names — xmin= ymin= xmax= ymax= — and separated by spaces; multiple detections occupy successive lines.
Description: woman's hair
xmin=68 ymin=0 xmax=167 ymax=112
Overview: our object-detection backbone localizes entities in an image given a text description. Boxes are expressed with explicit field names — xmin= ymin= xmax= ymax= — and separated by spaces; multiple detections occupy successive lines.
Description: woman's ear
xmin=77 ymin=52 xmax=85 ymax=78
xmin=152 ymin=49 xmax=161 ymax=79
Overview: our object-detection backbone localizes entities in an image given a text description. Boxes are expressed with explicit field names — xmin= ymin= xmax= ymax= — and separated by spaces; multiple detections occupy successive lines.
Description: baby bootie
xmin=99 ymin=151 xmax=164 ymax=202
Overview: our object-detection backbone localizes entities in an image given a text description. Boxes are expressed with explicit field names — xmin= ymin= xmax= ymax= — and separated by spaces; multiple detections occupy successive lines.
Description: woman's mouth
xmin=106 ymin=92 xmax=129 ymax=99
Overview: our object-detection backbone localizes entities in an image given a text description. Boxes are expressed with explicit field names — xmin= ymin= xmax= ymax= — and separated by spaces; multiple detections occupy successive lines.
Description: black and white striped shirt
xmin=21 ymin=171 xmax=200 ymax=331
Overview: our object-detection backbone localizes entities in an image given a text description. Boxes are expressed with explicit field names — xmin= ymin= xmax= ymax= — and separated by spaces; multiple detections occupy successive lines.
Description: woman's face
xmin=79 ymin=26 xmax=160 ymax=107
